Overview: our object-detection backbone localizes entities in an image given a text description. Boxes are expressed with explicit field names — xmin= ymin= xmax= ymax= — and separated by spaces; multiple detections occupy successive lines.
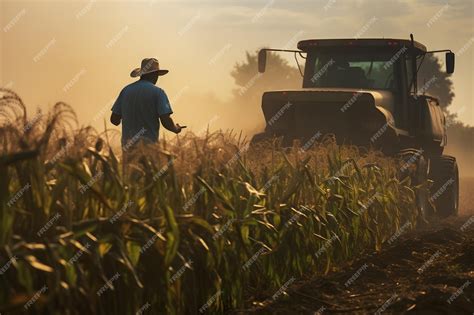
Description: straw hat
xmin=130 ymin=58 xmax=169 ymax=77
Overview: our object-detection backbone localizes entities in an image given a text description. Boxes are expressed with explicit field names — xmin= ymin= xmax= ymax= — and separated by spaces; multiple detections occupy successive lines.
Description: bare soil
xmin=242 ymin=178 xmax=474 ymax=314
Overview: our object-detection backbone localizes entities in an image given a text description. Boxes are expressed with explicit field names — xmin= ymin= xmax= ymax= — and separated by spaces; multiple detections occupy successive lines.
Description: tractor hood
xmin=261 ymin=88 xmax=397 ymax=146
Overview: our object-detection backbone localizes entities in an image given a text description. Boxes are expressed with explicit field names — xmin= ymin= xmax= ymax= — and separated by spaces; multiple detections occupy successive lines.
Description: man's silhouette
xmin=110 ymin=58 xmax=183 ymax=149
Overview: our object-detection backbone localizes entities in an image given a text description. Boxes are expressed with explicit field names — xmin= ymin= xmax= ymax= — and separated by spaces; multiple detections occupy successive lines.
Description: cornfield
xmin=0 ymin=89 xmax=420 ymax=314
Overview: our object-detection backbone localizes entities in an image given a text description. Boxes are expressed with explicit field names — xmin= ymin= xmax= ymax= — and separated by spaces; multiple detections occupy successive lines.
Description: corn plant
xmin=0 ymin=89 xmax=419 ymax=314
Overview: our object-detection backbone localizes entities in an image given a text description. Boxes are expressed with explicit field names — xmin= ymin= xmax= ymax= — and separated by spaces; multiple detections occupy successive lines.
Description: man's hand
xmin=175 ymin=124 xmax=187 ymax=134
xmin=160 ymin=114 xmax=184 ymax=134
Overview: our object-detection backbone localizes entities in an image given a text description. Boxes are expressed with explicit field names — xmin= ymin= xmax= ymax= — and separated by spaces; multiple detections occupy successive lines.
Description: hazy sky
xmin=1 ymin=0 xmax=473 ymax=133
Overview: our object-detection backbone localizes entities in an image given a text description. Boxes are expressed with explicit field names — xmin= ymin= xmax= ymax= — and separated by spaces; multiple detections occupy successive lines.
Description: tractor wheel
xmin=397 ymin=149 xmax=430 ymax=220
xmin=428 ymin=155 xmax=459 ymax=217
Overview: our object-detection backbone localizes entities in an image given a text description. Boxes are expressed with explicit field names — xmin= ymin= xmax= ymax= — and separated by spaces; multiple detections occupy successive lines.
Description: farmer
xmin=110 ymin=58 xmax=184 ymax=150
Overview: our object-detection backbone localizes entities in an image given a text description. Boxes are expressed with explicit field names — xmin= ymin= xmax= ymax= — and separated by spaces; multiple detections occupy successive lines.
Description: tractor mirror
xmin=258 ymin=49 xmax=267 ymax=73
xmin=446 ymin=52 xmax=455 ymax=74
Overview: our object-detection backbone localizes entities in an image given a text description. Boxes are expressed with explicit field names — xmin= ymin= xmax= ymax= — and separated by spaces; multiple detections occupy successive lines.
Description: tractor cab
xmin=256 ymin=35 xmax=455 ymax=154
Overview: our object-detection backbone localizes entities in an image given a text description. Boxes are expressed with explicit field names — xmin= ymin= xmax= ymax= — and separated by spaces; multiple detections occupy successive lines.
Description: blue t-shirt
xmin=111 ymin=80 xmax=172 ymax=148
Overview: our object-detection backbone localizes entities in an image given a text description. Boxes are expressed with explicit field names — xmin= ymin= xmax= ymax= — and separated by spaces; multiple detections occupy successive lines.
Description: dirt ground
xmin=243 ymin=178 xmax=474 ymax=315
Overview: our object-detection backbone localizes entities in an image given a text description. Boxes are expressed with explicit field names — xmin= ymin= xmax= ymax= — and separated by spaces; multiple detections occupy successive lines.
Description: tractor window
xmin=306 ymin=51 xmax=399 ymax=91
xmin=405 ymin=54 xmax=427 ymax=95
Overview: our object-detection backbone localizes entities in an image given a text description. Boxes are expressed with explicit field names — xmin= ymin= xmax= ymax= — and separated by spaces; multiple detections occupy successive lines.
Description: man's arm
xmin=160 ymin=114 xmax=183 ymax=134
xmin=110 ymin=113 xmax=122 ymax=126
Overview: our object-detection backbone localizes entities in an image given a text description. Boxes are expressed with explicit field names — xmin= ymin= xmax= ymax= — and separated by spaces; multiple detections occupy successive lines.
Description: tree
xmin=226 ymin=50 xmax=302 ymax=133
xmin=230 ymin=51 xmax=301 ymax=102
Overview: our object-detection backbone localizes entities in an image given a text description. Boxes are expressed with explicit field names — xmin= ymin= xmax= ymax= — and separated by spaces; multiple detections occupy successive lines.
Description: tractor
xmin=253 ymin=34 xmax=458 ymax=217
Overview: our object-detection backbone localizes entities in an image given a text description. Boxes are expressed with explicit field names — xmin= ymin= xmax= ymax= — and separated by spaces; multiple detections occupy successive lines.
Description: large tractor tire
xmin=428 ymin=155 xmax=459 ymax=217
xmin=397 ymin=149 xmax=430 ymax=220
